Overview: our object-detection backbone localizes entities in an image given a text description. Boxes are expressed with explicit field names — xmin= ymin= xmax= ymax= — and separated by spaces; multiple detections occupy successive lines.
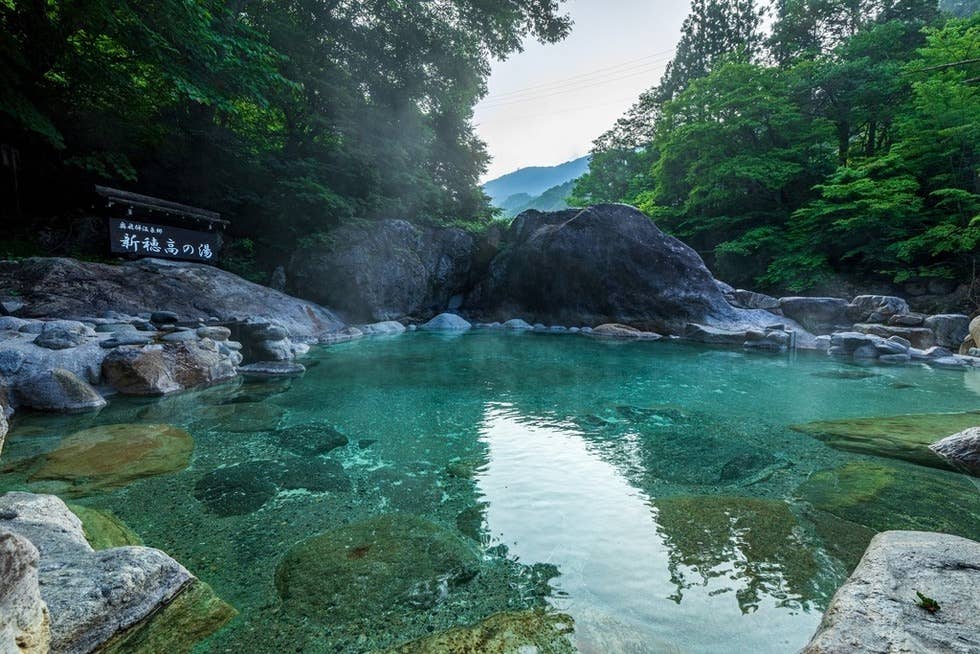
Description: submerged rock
xmin=0 ymin=492 xmax=233 ymax=654
xmin=30 ymin=424 xmax=194 ymax=496
xmin=68 ymin=504 xmax=143 ymax=550
xmin=0 ymin=530 xmax=51 ymax=654
xmin=929 ymin=427 xmax=980 ymax=476
xmin=802 ymin=531 xmax=980 ymax=654
xmin=275 ymin=514 xmax=480 ymax=622
xmin=790 ymin=411 xmax=980 ymax=469
xmin=237 ymin=361 xmax=306 ymax=378
xmin=275 ymin=423 xmax=349 ymax=456
xmin=194 ymin=461 xmax=283 ymax=517
xmin=654 ymin=495 xmax=818 ymax=612
xmin=381 ymin=609 xmax=575 ymax=654
xmin=196 ymin=402 xmax=284 ymax=432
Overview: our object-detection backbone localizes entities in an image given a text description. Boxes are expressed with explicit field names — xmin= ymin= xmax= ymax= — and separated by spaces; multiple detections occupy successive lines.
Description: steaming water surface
xmin=2 ymin=332 xmax=979 ymax=653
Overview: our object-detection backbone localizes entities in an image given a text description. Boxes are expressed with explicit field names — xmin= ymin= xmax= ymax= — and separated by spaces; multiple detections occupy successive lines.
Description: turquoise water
xmin=2 ymin=332 xmax=980 ymax=652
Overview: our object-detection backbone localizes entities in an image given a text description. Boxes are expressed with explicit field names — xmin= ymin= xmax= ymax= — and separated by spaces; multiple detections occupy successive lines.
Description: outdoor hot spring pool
xmin=2 ymin=331 xmax=979 ymax=653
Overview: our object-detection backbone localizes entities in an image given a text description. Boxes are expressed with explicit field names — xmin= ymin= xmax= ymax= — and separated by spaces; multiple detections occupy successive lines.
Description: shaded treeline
xmin=573 ymin=0 xmax=980 ymax=294
xmin=0 ymin=0 xmax=570 ymax=270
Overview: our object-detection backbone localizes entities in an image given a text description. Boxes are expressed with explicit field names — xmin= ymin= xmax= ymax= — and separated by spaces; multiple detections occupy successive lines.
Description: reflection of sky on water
xmin=476 ymin=402 xmax=821 ymax=653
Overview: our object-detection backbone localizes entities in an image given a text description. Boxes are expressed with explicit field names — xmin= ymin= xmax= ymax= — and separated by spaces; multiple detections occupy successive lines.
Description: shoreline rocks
xmin=0 ymin=530 xmax=51 ymax=654
xmin=929 ymin=428 xmax=980 ymax=476
xmin=802 ymin=531 xmax=980 ymax=654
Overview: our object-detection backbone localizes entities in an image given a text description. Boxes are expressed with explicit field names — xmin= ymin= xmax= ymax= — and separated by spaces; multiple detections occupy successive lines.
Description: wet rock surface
xmin=929 ymin=427 xmax=980 ymax=476
xmin=14 ymin=368 xmax=106 ymax=412
xmin=802 ymin=531 xmax=980 ymax=654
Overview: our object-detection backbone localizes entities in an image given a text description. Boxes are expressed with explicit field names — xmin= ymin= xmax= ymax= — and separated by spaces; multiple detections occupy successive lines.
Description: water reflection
xmin=475 ymin=403 xmax=820 ymax=653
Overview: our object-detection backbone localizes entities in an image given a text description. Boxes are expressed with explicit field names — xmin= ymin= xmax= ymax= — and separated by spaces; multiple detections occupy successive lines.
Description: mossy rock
xmin=100 ymin=580 xmax=236 ymax=654
xmin=68 ymin=503 xmax=142 ymax=549
xmin=379 ymin=609 xmax=575 ymax=654
xmin=797 ymin=460 xmax=980 ymax=541
xmin=30 ymin=424 xmax=193 ymax=496
xmin=804 ymin=509 xmax=877 ymax=574
xmin=790 ymin=411 xmax=980 ymax=469
xmin=654 ymin=495 xmax=819 ymax=612
xmin=275 ymin=514 xmax=480 ymax=623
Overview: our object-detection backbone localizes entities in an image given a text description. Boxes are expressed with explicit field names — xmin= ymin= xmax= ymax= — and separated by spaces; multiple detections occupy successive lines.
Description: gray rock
xmin=14 ymin=369 xmax=106 ymax=412
xmin=0 ymin=530 xmax=50 ymax=654
xmin=591 ymin=323 xmax=661 ymax=339
xmin=0 ymin=299 xmax=25 ymax=316
xmin=532 ymin=323 xmax=546 ymax=331
xmin=878 ymin=353 xmax=912 ymax=364
xmin=196 ymin=326 xmax=231 ymax=341
xmin=922 ymin=345 xmax=954 ymax=358
xmin=684 ymin=323 xmax=746 ymax=345
xmin=102 ymin=342 xmax=236 ymax=396
xmin=19 ymin=323 xmax=43 ymax=334
xmin=0 ymin=349 xmax=26 ymax=375
xmin=887 ymin=335 xmax=912 ymax=350
xmin=94 ymin=323 xmax=138 ymax=334
xmin=930 ymin=356 xmax=969 ymax=369
xmin=160 ymin=330 xmax=198 ymax=343
xmin=874 ymin=339 xmax=908 ymax=355
xmin=269 ymin=265 xmax=287 ymax=292
xmin=406 ymin=324 xmax=418 ymax=332
xmin=889 ymin=313 xmax=925 ymax=327
xmin=420 ymin=313 xmax=471 ymax=331
xmin=250 ymin=339 xmax=293 ymax=362
xmin=33 ymin=321 xmax=92 ymax=350
xmin=246 ymin=322 xmax=289 ymax=342
xmin=0 ymin=492 xmax=194 ymax=654
xmin=929 ymin=427 xmax=980 ymax=476
xmin=853 ymin=323 xmax=936 ymax=349
xmin=150 ymin=310 xmax=179 ymax=324
xmin=0 ymin=317 xmax=31 ymax=332
xmin=548 ymin=325 xmax=568 ymax=333
xmin=779 ymin=297 xmax=851 ymax=334
xmin=849 ymin=294 xmax=911 ymax=322
xmin=852 ymin=344 xmax=879 ymax=359
xmin=924 ymin=314 xmax=970 ymax=349
xmin=732 ymin=289 xmax=780 ymax=310
xmin=288 ymin=219 xmax=475 ymax=322
xmin=99 ymin=334 xmax=153 ymax=348
xmin=0 ymin=257 xmax=344 ymax=343
xmin=802 ymin=531 xmax=980 ymax=654
xmin=829 ymin=331 xmax=876 ymax=353
xmin=503 ymin=318 xmax=534 ymax=330
xmin=568 ymin=327 xmax=580 ymax=333
xmin=238 ymin=361 xmax=307 ymax=378
xmin=358 ymin=321 xmax=406 ymax=336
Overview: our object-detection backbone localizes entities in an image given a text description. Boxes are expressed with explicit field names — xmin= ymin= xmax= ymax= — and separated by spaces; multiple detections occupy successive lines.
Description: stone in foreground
xmin=929 ymin=427 xmax=980 ymax=476
xmin=0 ymin=492 xmax=234 ymax=654
xmin=14 ymin=368 xmax=106 ymax=412
xmin=381 ymin=609 xmax=575 ymax=653
xmin=802 ymin=531 xmax=980 ymax=654
xmin=0 ymin=530 xmax=51 ymax=654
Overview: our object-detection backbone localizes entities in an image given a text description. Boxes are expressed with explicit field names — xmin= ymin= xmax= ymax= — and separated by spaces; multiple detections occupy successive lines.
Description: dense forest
xmin=0 ymin=0 xmax=570 ymax=270
xmin=1 ymin=0 xmax=978 ymax=296
xmin=573 ymin=0 xmax=980 ymax=294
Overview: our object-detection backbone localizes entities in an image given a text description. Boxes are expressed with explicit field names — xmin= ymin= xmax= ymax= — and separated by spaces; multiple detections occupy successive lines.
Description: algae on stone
xmin=790 ymin=411 xmax=980 ymax=469
xmin=798 ymin=460 xmax=980 ymax=542
xmin=99 ymin=580 xmax=237 ymax=654
xmin=30 ymin=424 xmax=193 ymax=496
xmin=68 ymin=503 xmax=143 ymax=549
xmin=275 ymin=514 xmax=480 ymax=622
xmin=653 ymin=495 xmax=819 ymax=613
xmin=379 ymin=609 xmax=575 ymax=654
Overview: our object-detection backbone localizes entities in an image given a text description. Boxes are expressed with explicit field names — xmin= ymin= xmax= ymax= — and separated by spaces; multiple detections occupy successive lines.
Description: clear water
xmin=2 ymin=332 xmax=979 ymax=653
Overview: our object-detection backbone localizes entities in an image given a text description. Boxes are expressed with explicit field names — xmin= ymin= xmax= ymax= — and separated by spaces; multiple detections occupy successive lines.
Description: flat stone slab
xmin=238 ymin=361 xmax=307 ymax=378
xmin=803 ymin=531 xmax=980 ymax=654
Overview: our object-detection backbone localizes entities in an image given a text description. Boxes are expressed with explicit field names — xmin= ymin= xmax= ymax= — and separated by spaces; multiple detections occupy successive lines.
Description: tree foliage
xmin=578 ymin=0 xmax=980 ymax=292
xmin=0 ymin=0 xmax=571 ymax=264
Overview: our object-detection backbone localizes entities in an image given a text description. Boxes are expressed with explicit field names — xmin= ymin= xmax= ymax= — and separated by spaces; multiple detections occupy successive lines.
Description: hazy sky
xmin=475 ymin=0 xmax=692 ymax=181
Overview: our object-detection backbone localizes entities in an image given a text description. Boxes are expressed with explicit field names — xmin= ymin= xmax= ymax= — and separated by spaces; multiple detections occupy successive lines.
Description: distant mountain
xmin=482 ymin=156 xmax=589 ymax=205
xmin=498 ymin=180 xmax=577 ymax=218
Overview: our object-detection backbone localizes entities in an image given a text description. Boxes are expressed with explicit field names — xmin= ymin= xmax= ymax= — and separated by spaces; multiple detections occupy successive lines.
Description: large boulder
xmin=848 ymin=295 xmax=910 ymax=322
xmin=924 ymin=314 xmax=970 ymax=349
xmin=102 ymin=341 xmax=236 ymax=396
xmin=14 ymin=368 xmax=106 ymax=412
xmin=288 ymin=219 xmax=475 ymax=322
xmin=0 ymin=530 xmax=51 ymax=654
xmin=0 ymin=492 xmax=233 ymax=653
xmin=802 ymin=531 xmax=980 ymax=654
xmin=0 ymin=257 xmax=344 ymax=342
xmin=778 ymin=297 xmax=851 ymax=334
xmin=464 ymin=205 xmax=787 ymax=334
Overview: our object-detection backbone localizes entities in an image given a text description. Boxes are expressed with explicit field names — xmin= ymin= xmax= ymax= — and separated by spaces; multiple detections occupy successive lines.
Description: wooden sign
xmin=108 ymin=218 xmax=221 ymax=262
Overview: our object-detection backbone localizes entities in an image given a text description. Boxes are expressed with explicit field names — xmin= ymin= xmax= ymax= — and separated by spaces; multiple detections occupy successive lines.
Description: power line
xmin=478 ymin=62 xmax=669 ymax=109
xmin=481 ymin=47 xmax=676 ymax=103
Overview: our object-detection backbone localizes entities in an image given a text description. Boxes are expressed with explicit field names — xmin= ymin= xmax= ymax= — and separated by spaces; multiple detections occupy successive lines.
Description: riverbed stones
xmin=420 ymin=313 xmax=471 ymax=331
xmin=196 ymin=402 xmax=284 ymax=432
xmin=33 ymin=321 xmax=93 ymax=350
xmin=0 ymin=530 xmax=51 ymax=654
xmin=30 ymin=424 xmax=193 ymax=495
xmin=503 ymin=318 xmax=533 ymax=330
xmin=802 ymin=531 xmax=980 ymax=654
xmin=0 ymin=492 xmax=233 ymax=654
xmin=791 ymin=411 xmax=980 ymax=469
xmin=194 ymin=461 xmax=282 ymax=517
xmin=382 ymin=609 xmax=575 ymax=654
xmin=929 ymin=427 xmax=980 ymax=476
xmin=14 ymin=368 xmax=106 ymax=412
xmin=276 ymin=514 xmax=480 ymax=621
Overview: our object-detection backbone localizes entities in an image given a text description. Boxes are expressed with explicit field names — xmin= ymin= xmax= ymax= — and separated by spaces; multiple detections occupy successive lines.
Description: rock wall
xmin=287 ymin=219 xmax=475 ymax=323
